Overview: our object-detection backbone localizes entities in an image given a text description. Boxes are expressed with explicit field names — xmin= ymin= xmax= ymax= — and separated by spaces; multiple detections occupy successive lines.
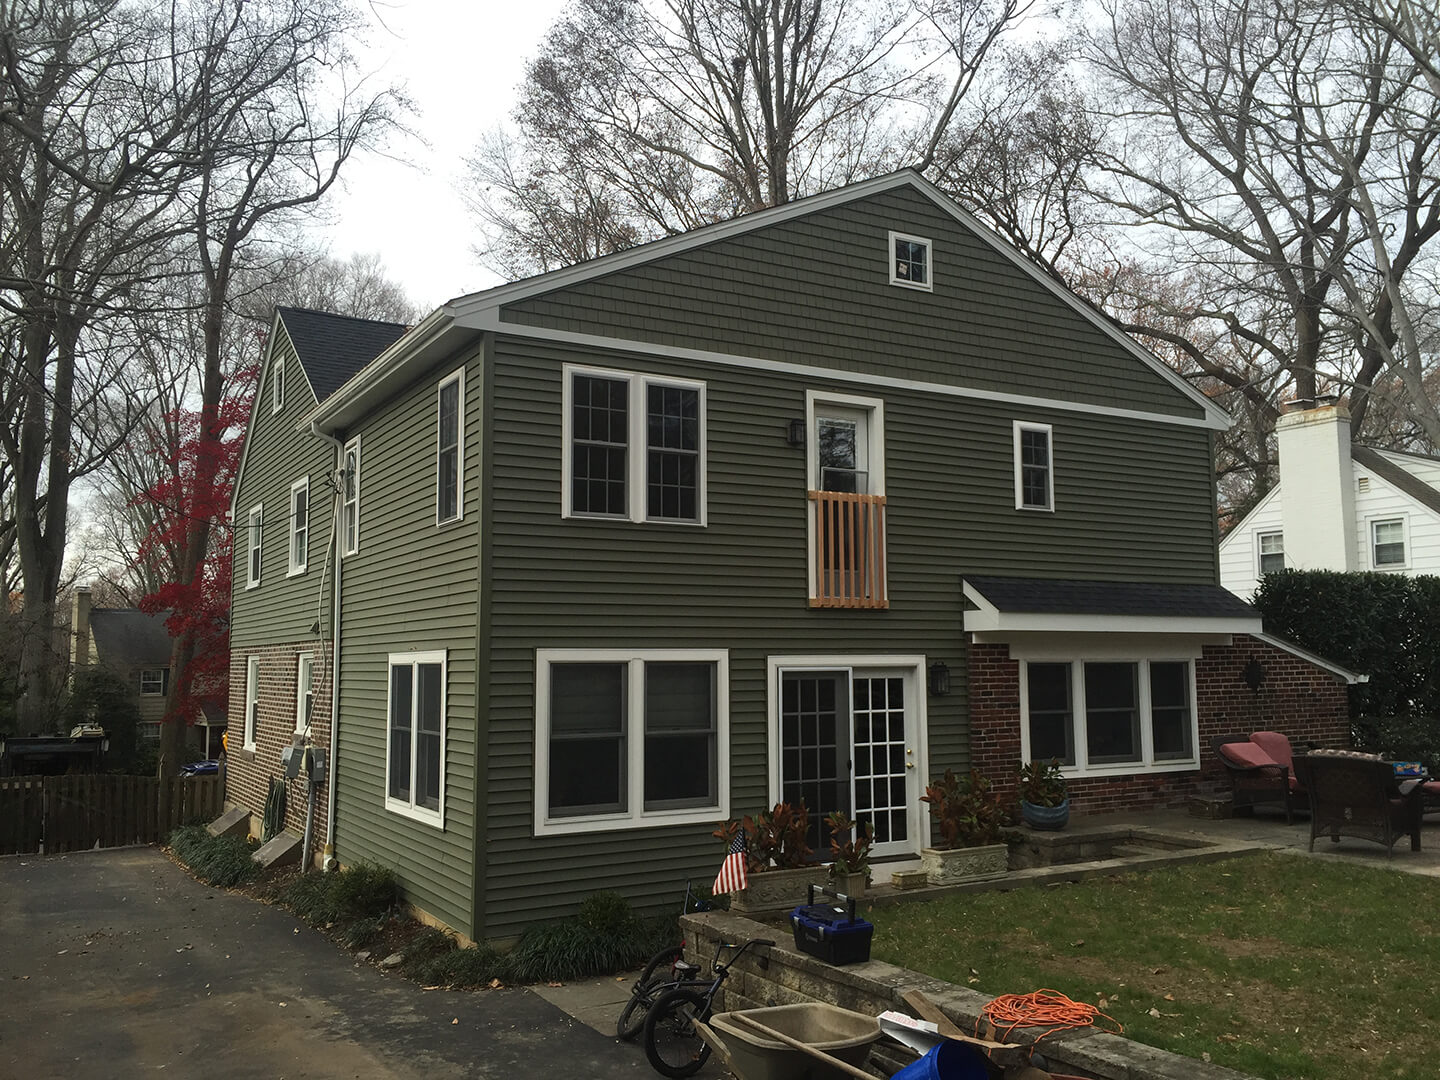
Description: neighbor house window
xmin=244 ymin=656 xmax=260 ymax=751
xmin=295 ymin=654 xmax=314 ymax=734
xmin=437 ymin=369 xmax=463 ymax=524
xmin=1021 ymin=659 xmax=1196 ymax=774
xmin=246 ymin=505 xmax=263 ymax=588
xmin=140 ymin=722 xmax=162 ymax=741
xmin=1257 ymin=531 xmax=1284 ymax=574
xmin=288 ymin=477 xmax=308 ymax=575
xmin=342 ymin=437 xmax=360 ymax=555
xmin=1014 ymin=421 xmax=1053 ymax=511
xmin=386 ymin=651 xmax=446 ymax=825
xmin=139 ymin=669 xmax=169 ymax=696
xmin=535 ymin=649 xmax=728 ymax=835
xmin=1372 ymin=518 xmax=1406 ymax=568
xmin=273 ymin=355 xmax=285 ymax=413
xmin=889 ymin=231 xmax=932 ymax=291
xmin=563 ymin=366 xmax=706 ymax=525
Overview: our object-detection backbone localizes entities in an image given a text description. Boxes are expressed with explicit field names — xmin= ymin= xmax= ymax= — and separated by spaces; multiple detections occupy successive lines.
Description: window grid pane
xmin=1084 ymin=662 xmax=1141 ymax=764
xmin=643 ymin=662 xmax=716 ymax=809
xmin=1020 ymin=429 xmax=1050 ymax=508
xmin=894 ymin=239 xmax=928 ymax=284
xmin=438 ymin=381 xmax=460 ymax=521
xmin=1026 ymin=663 xmax=1075 ymax=765
xmin=1373 ymin=520 xmax=1404 ymax=566
xmin=291 ymin=486 xmax=307 ymax=568
xmin=1149 ymin=661 xmax=1193 ymax=760
xmin=572 ymin=375 xmax=628 ymax=516
xmin=646 ymin=384 xmax=700 ymax=521
xmin=389 ymin=665 xmax=413 ymax=801
xmin=549 ymin=663 xmax=626 ymax=815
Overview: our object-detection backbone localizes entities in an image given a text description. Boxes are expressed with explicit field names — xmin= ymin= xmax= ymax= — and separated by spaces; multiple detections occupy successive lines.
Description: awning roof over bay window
xmin=961 ymin=576 xmax=1264 ymax=636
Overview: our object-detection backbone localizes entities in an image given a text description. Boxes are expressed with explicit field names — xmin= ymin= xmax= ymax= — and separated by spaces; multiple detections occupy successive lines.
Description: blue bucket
xmin=890 ymin=1041 xmax=991 ymax=1080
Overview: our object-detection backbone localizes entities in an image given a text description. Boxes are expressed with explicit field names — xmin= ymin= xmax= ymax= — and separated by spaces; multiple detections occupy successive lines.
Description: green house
xmin=227 ymin=170 xmax=1355 ymax=942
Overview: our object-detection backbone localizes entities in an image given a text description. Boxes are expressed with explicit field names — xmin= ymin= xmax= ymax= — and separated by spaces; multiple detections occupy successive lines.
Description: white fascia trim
xmin=476 ymin=314 xmax=1223 ymax=431
xmin=1250 ymin=631 xmax=1368 ymax=684
xmin=1013 ymin=420 xmax=1055 ymax=512
xmin=383 ymin=649 xmax=448 ymax=830
xmin=533 ymin=648 xmax=730 ymax=838
xmin=960 ymin=580 xmax=1262 ymax=636
xmin=232 ymin=310 xmax=288 ymax=522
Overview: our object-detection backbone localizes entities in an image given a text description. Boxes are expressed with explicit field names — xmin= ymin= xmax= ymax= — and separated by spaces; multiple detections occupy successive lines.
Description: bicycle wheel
xmin=643 ymin=986 xmax=712 ymax=1079
xmin=616 ymin=944 xmax=684 ymax=1040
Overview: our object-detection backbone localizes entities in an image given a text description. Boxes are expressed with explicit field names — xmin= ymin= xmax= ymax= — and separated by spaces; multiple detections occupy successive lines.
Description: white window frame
xmin=246 ymin=504 xmax=263 ymax=589
xmin=1369 ymin=515 xmax=1409 ymax=570
xmin=139 ymin=721 xmax=162 ymax=742
xmin=272 ymin=356 xmax=285 ymax=413
xmin=1013 ymin=421 xmax=1055 ymax=512
xmin=534 ymin=648 xmax=729 ymax=837
xmin=384 ymin=649 xmax=448 ymax=827
xmin=1256 ymin=530 xmax=1285 ymax=576
xmin=561 ymin=364 xmax=708 ymax=526
xmin=888 ymin=230 xmax=933 ymax=292
xmin=436 ymin=368 xmax=465 ymax=525
xmin=342 ymin=437 xmax=361 ymax=556
xmin=139 ymin=669 xmax=167 ymax=696
xmin=295 ymin=654 xmax=314 ymax=735
xmin=244 ymin=656 xmax=260 ymax=751
xmin=1018 ymin=653 xmax=1200 ymax=778
xmin=287 ymin=476 xmax=309 ymax=576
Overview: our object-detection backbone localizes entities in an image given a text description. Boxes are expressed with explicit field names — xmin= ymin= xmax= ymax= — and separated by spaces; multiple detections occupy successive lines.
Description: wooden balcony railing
xmin=808 ymin=490 xmax=888 ymax=609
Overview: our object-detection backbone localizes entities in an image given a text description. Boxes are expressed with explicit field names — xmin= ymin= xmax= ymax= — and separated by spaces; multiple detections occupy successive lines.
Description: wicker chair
xmin=1292 ymin=752 xmax=1423 ymax=855
xmin=1211 ymin=734 xmax=1306 ymax=824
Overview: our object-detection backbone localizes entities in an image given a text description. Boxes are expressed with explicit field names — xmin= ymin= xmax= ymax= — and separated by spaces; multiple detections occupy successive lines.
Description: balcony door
xmin=776 ymin=664 xmax=921 ymax=859
xmin=807 ymin=393 xmax=887 ymax=609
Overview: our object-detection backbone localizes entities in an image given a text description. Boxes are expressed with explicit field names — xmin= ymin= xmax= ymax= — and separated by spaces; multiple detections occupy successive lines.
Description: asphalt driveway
xmin=0 ymin=847 xmax=653 ymax=1079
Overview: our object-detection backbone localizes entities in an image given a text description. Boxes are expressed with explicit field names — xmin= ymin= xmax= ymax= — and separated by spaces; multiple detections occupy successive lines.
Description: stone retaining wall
xmin=681 ymin=909 xmax=1255 ymax=1080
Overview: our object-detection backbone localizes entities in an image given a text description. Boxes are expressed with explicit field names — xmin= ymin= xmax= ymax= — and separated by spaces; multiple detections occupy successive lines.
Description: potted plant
xmin=1017 ymin=758 xmax=1070 ymax=830
xmin=919 ymin=768 xmax=1010 ymax=885
xmin=716 ymin=803 xmax=826 ymax=913
xmin=825 ymin=811 xmax=874 ymax=897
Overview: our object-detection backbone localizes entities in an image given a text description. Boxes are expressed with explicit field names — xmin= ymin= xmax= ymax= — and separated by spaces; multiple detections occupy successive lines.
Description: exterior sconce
xmin=928 ymin=661 xmax=950 ymax=696
xmin=1242 ymin=657 xmax=1265 ymax=692
xmin=787 ymin=418 xmax=806 ymax=447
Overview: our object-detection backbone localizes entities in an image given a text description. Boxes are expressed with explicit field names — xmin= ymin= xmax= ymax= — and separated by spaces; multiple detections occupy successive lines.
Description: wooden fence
xmin=0 ymin=774 xmax=223 ymax=855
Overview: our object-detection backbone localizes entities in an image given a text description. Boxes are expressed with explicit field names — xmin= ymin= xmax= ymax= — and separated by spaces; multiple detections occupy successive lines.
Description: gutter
xmin=312 ymin=418 xmax=345 ymax=869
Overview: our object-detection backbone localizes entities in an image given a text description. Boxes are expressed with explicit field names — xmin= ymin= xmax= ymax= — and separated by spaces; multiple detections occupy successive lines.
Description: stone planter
xmin=829 ymin=870 xmax=867 ymax=899
xmin=1021 ymin=798 xmax=1070 ymax=831
xmin=921 ymin=843 xmax=1010 ymax=886
xmin=729 ymin=865 xmax=830 ymax=914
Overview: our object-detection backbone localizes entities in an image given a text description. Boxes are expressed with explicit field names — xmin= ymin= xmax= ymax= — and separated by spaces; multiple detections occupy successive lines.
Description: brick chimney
xmin=71 ymin=586 xmax=93 ymax=669
xmin=1275 ymin=400 xmax=1356 ymax=571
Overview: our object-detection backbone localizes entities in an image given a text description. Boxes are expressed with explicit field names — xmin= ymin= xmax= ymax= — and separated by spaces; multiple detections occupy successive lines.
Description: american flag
xmin=712 ymin=828 xmax=748 ymax=895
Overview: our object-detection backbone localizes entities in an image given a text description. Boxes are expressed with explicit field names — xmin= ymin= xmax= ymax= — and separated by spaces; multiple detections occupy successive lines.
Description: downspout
xmin=313 ymin=419 xmax=345 ymax=870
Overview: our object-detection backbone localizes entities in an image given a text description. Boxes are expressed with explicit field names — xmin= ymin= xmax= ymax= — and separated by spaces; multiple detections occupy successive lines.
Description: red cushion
xmin=1219 ymin=741 xmax=1280 ymax=769
xmin=1250 ymin=731 xmax=1295 ymax=770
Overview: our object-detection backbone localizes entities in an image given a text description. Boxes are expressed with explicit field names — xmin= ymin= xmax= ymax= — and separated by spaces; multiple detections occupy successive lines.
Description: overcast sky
xmin=319 ymin=1 xmax=571 ymax=311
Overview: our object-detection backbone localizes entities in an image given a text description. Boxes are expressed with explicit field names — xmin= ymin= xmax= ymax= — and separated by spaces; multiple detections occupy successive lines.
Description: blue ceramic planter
xmin=1021 ymin=798 xmax=1070 ymax=830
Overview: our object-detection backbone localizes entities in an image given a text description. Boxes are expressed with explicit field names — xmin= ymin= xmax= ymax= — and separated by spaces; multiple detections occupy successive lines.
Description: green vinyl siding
xmin=500 ymin=187 xmax=1204 ymax=422
xmin=231 ymin=323 xmax=336 ymax=647
xmin=477 ymin=336 xmax=1216 ymax=938
xmin=331 ymin=349 xmax=482 ymax=937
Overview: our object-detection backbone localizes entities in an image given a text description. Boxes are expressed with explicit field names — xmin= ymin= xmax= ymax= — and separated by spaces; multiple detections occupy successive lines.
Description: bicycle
xmin=615 ymin=882 xmax=712 ymax=1042
xmin=642 ymin=936 xmax=775 ymax=1078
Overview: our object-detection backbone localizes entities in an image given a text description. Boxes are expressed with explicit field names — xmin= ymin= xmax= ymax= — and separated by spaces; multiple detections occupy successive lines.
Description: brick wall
xmin=967 ymin=635 xmax=1350 ymax=814
xmin=225 ymin=642 xmax=333 ymax=856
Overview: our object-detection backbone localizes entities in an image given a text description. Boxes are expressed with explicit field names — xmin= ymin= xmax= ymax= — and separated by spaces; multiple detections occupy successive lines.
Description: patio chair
xmin=1211 ymin=734 xmax=1305 ymax=824
xmin=1291 ymin=751 xmax=1423 ymax=855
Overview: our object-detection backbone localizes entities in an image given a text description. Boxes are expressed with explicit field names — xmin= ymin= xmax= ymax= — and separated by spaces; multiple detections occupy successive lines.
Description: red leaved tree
xmin=135 ymin=362 xmax=259 ymax=733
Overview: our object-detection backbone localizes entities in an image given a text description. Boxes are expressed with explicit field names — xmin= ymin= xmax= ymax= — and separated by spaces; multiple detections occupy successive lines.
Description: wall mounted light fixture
xmin=787 ymin=418 xmax=806 ymax=447
xmin=1242 ymin=657 xmax=1266 ymax=692
xmin=929 ymin=661 xmax=950 ymax=696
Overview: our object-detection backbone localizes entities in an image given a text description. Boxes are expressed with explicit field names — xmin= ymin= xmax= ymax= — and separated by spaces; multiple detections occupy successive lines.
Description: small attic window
xmin=273 ymin=355 xmax=285 ymax=414
xmin=889 ymin=231 xmax=932 ymax=292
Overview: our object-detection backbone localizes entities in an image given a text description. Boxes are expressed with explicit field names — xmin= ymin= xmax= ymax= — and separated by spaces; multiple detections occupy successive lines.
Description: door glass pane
xmin=780 ymin=672 xmax=846 ymax=853
xmin=644 ymin=662 xmax=716 ymax=809
xmin=1149 ymin=661 xmax=1193 ymax=760
xmin=1026 ymin=663 xmax=1075 ymax=765
xmin=818 ymin=418 xmax=865 ymax=493
xmin=1084 ymin=663 xmax=1141 ymax=764
xmin=852 ymin=676 xmax=907 ymax=845
xmin=549 ymin=663 xmax=625 ymax=814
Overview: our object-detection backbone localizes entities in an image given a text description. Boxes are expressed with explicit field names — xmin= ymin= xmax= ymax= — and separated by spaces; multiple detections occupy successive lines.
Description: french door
xmin=777 ymin=665 xmax=920 ymax=858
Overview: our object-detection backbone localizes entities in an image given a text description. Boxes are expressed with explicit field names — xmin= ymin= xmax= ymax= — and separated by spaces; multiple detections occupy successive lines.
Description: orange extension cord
xmin=980 ymin=989 xmax=1124 ymax=1045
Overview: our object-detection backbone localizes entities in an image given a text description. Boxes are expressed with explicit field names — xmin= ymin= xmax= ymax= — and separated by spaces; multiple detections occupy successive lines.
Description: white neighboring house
xmin=1220 ymin=401 xmax=1440 ymax=599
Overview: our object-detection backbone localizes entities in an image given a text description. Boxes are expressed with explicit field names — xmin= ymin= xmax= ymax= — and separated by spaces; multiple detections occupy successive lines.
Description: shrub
xmin=168 ymin=825 xmax=259 ymax=888
xmin=922 ymin=769 xmax=1007 ymax=848
xmin=414 ymin=943 xmax=507 ymax=989
xmin=1353 ymin=714 xmax=1440 ymax=773
xmin=280 ymin=862 xmax=401 ymax=926
xmin=501 ymin=891 xmax=669 ymax=983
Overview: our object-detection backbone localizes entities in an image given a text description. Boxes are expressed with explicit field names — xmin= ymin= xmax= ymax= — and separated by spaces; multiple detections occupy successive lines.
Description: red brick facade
xmin=225 ymin=642 xmax=333 ymax=856
xmin=968 ymin=635 xmax=1350 ymax=814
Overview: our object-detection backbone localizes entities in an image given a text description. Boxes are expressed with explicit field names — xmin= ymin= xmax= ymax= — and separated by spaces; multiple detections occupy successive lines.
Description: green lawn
xmin=870 ymin=853 xmax=1440 ymax=1079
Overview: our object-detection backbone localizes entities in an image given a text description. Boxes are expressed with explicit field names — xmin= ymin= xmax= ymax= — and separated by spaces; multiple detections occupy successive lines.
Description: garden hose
xmin=262 ymin=776 xmax=287 ymax=841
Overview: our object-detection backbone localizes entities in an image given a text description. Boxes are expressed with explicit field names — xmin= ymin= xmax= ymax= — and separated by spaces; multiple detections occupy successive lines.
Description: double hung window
xmin=342 ymin=438 xmax=360 ymax=555
xmin=1257 ymin=531 xmax=1284 ymax=574
xmin=246 ymin=505 xmax=263 ymax=588
xmin=564 ymin=366 xmax=705 ymax=525
xmin=1014 ymin=422 xmax=1053 ymax=511
xmin=1023 ymin=659 xmax=1195 ymax=773
xmin=535 ymin=650 xmax=727 ymax=835
xmin=386 ymin=651 xmax=446 ymax=824
xmin=244 ymin=656 xmax=260 ymax=751
xmin=273 ymin=357 xmax=285 ymax=413
xmin=296 ymin=655 xmax=314 ymax=735
xmin=437 ymin=370 xmax=464 ymax=524
xmin=140 ymin=669 xmax=169 ymax=696
xmin=1372 ymin=518 xmax=1406 ymax=568
xmin=288 ymin=477 xmax=308 ymax=575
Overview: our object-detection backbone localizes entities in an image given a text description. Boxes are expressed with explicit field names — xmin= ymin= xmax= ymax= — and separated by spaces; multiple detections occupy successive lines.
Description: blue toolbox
xmin=790 ymin=884 xmax=874 ymax=965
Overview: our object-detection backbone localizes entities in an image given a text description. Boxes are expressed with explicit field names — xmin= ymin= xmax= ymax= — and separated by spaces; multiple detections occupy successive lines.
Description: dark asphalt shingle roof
xmin=963 ymin=576 xmax=1258 ymax=619
xmin=276 ymin=307 xmax=409 ymax=403
xmin=89 ymin=609 xmax=173 ymax=668
xmin=1352 ymin=446 xmax=1440 ymax=517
